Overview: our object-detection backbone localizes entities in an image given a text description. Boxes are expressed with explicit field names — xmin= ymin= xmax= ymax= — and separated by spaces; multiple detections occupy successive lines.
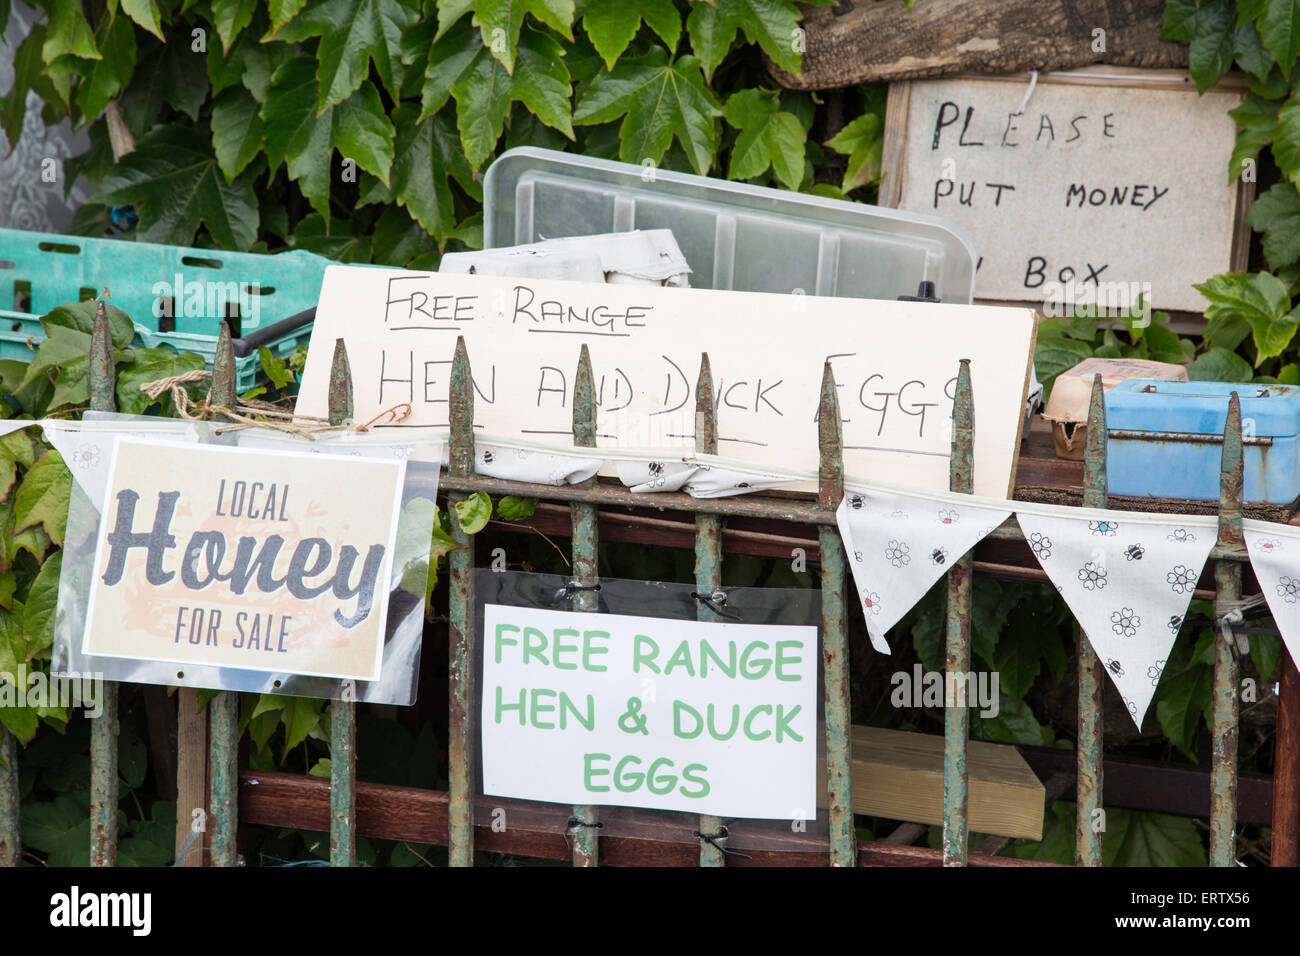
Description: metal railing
xmin=0 ymin=303 xmax=1297 ymax=867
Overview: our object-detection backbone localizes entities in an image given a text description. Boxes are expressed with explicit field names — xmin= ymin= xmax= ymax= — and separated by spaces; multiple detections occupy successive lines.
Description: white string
xmin=1015 ymin=71 xmax=1039 ymax=115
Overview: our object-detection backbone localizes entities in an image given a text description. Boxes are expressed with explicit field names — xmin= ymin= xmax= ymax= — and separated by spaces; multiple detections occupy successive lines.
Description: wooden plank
xmin=237 ymin=770 xmax=1059 ymax=866
xmin=771 ymin=0 xmax=1186 ymax=91
xmin=816 ymin=725 xmax=1045 ymax=840
xmin=174 ymin=688 xmax=209 ymax=867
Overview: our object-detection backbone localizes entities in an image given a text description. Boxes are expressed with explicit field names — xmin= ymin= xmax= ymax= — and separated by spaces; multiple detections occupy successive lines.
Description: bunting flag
xmin=1015 ymin=506 xmax=1218 ymax=728
xmin=1243 ymin=519 xmax=1300 ymax=675
xmin=836 ymin=486 xmax=1013 ymax=654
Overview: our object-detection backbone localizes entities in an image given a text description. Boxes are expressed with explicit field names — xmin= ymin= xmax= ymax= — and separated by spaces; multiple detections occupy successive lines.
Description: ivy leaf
xmin=263 ymin=60 xmax=395 ymax=220
xmin=453 ymin=491 xmax=492 ymax=534
xmin=13 ymin=450 xmax=71 ymax=546
xmin=290 ymin=213 xmax=373 ymax=262
xmin=1 ymin=498 xmax=50 ymax=570
xmin=1272 ymin=95 xmax=1300 ymax=184
xmin=1247 ymin=182 xmax=1300 ymax=269
xmin=76 ymin=11 xmax=138 ymax=121
xmin=22 ymin=551 xmax=62 ymax=659
xmin=1240 ymin=0 xmax=1270 ymax=26
xmin=723 ymin=89 xmax=805 ymax=190
xmin=1195 ymin=270 xmax=1299 ymax=361
xmin=1260 ymin=0 xmax=1300 ymax=77
xmin=1228 ymin=93 xmax=1278 ymax=183
xmin=826 ymin=112 xmax=884 ymax=192
xmin=1033 ymin=334 xmax=1093 ymax=398
xmin=582 ymin=0 xmax=681 ymax=70
xmin=22 ymin=795 xmax=91 ymax=864
xmin=687 ymin=0 xmax=804 ymax=79
xmin=208 ymin=30 xmax=293 ymax=103
xmin=574 ymin=47 xmax=720 ymax=175
xmin=121 ymin=0 xmax=166 ymax=40
xmin=15 ymin=325 xmax=92 ymax=409
xmin=390 ymin=106 xmax=469 ymax=239
xmin=0 ymin=26 xmax=45 ymax=151
xmin=211 ymin=87 xmax=265 ymax=182
xmin=281 ymin=696 xmax=325 ymax=758
xmin=1104 ymin=809 xmax=1207 ymax=866
xmin=448 ymin=28 xmax=573 ymax=171
xmin=267 ymin=0 xmax=309 ymax=36
xmin=93 ymin=126 xmax=258 ymax=250
xmin=496 ymin=495 xmax=536 ymax=521
xmin=1189 ymin=0 xmax=1236 ymax=91
xmin=115 ymin=348 xmax=206 ymax=415
xmin=0 ymin=431 xmax=34 ymax=503
xmin=454 ymin=0 xmax=575 ymax=74
xmin=42 ymin=300 xmax=136 ymax=350
xmin=419 ymin=19 xmax=482 ymax=120
xmin=211 ymin=0 xmax=258 ymax=53
xmin=274 ymin=0 xmax=419 ymax=111
xmin=372 ymin=206 xmax=438 ymax=265
xmin=42 ymin=3 xmax=100 ymax=62
xmin=1187 ymin=345 xmax=1253 ymax=381
xmin=1234 ymin=19 xmax=1274 ymax=78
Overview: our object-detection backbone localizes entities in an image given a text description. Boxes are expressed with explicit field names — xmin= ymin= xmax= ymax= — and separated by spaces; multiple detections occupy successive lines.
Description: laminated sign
xmin=481 ymin=604 xmax=818 ymax=819
xmin=81 ymin=439 xmax=405 ymax=681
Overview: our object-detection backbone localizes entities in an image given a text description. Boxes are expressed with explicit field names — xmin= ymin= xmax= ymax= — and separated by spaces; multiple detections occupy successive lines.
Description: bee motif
xmin=735 ymin=481 xmax=751 ymax=489
xmin=1124 ymin=544 xmax=1145 ymax=561
xmin=931 ymin=548 xmax=947 ymax=566
xmin=1107 ymin=659 xmax=1124 ymax=677
xmin=482 ymin=450 xmax=494 ymax=464
xmin=648 ymin=461 xmax=664 ymax=476
xmin=849 ymin=495 xmax=864 ymax=510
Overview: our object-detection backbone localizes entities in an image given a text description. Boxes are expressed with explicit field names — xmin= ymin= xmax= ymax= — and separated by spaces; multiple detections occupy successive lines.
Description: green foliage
xmin=3 ymin=0 xmax=873 ymax=261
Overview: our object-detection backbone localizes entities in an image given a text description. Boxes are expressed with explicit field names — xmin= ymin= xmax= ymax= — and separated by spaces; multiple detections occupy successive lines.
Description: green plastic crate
xmin=0 ymin=227 xmax=331 ymax=392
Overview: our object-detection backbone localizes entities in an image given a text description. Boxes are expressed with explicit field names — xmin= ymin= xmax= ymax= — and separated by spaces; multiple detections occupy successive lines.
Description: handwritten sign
xmin=297 ymin=266 xmax=1037 ymax=496
xmin=82 ymin=439 xmax=405 ymax=681
xmin=887 ymin=71 xmax=1245 ymax=311
xmin=481 ymin=604 xmax=817 ymax=818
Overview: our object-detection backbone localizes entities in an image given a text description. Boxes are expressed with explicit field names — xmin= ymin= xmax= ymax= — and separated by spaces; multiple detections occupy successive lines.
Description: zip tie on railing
xmin=697 ymin=827 xmax=752 ymax=860
xmin=1015 ymin=70 xmax=1039 ymax=115
xmin=555 ymin=581 xmax=601 ymax=602
xmin=171 ymin=827 xmax=202 ymax=867
xmin=1215 ymin=594 xmax=1268 ymax=655
xmin=692 ymin=589 xmax=740 ymax=621
xmin=561 ymin=817 xmax=603 ymax=851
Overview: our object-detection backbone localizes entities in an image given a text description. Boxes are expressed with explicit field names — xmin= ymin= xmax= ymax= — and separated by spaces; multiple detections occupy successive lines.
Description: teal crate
xmin=0 ymin=227 xmax=331 ymax=392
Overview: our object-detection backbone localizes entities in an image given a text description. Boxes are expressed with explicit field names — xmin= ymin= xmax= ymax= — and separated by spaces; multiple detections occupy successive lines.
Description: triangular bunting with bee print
xmin=1015 ymin=506 xmax=1218 ymax=729
xmin=836 ymin=487 xmax=1013 ymax=655
xmin=1242 ymin=519 xmax=1300 ymax=676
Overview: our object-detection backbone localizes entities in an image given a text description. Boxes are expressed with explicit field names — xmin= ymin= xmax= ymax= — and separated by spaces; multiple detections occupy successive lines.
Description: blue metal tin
xmin=1104 ymin=379 xmax=1300 ymax=504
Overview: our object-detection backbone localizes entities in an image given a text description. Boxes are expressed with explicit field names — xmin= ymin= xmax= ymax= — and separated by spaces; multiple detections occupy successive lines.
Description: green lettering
xmin=584 ymin=753 xmax=611 ymax=792
xmin=523 ymin=626 xmax=549 ymax=666
xmin=664 ymin=640 xmax=695 ymax=677
xmin=646 ymin=758 xmax=676 ymax=795
xmin=494 ymin=685 xmax=526 ymax=725
xmin=553 ymin=627 xmax=579 ymax=670
xmin=583 ymin=629 xmax=610 ymax=672
xmin=614 ymin=755 xmax=644 ymax=792
xmin=740 ymin=641 xmax=772 ymax=679
xmin=743 ymin=704 xmax=772 ymax=741
xmin=494 ymin=623 xmax=520 ymax=664
xmin=674 ymin=700 xmax=702 ymax=739
xmin=700 ymin=640 xmax=736 ymax=679
xmin=775 ymin=640 xmax=803 ymax=682
xmin=775 ymin=703 xmax=803 ymax=742
xmin=560 ymin=692 xmax=595 ymax=731
xmin=680 ymin=763 xmax=710 ymax=798
xmin=633 ymin=634 xmax=660 ymax=674
xmin=530 ymin=688 xmax=557 ymax=729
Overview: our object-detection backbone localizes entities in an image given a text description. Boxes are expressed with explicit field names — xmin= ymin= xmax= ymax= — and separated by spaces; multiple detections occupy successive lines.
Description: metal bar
xmin=1106 ymin=429 xmax=1273 ymax=447
xmin=88 ymin=301 xmax=119 ymax=867
xmin=694 ymin=354 xmax=725 ymax=867
xmin=1076 ymin=373 xmax=1106 ymax=867
xmin=1211 ymin=392 xmax=1243 ymax=867
xmin=0 ymin=729 xmax=18 ymax=866
xmin=1273 ymin=648 xmax=1300 ymax=866
xmin=942 ymin=359 xmax=973 ymax=867
xmin=818 ymin=362 xmax=854 ymax=867
xmin=448 ymin=336 xmax=477 ymax=867
xmin=328 ymin=339 xmax=357 ymax=867
xmin=569 ymin=345 xmax=600 ymax=868
xmin=206 ymin=322 xmax=240 ymax=867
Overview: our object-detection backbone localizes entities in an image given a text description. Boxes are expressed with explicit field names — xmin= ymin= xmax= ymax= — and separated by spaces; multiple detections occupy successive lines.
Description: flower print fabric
xmin=837 ymin=487 xmax=1012 ymax=655
xmin=1243 ymin=520 xmax=1300 ymax=680
xmin=1015 ymin=507 xmax=1216 ymax=729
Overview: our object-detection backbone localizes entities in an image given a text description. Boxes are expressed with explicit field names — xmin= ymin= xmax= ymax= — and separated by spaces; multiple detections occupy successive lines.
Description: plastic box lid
xmin=483 ymin=147 xmax=978 ymax=303
xmin=1105 ymin=380 xmax=1300 ymax=437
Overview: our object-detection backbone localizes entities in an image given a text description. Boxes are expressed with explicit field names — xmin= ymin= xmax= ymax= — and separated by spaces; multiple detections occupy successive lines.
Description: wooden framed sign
xmin=297 ymin=266 xmax=1038 ymax=497
xmin=81 ymin=439 xmax=405 ymax=682
xmin=880 ymin=67 xmax=1251 ymax=313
